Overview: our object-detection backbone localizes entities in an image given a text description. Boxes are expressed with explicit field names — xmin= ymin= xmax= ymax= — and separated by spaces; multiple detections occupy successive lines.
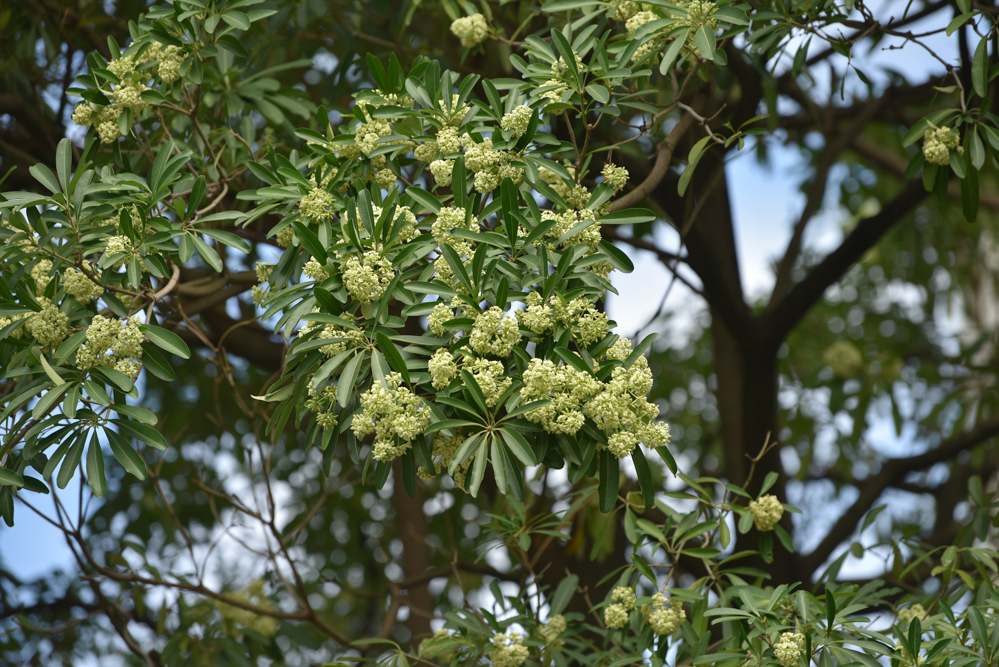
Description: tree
xmin=1 ymin=0 xmax=998 ymax=665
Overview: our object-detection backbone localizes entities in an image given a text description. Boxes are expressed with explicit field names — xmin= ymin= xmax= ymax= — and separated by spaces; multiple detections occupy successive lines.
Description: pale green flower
xmin=469 ymin=307 xmax=519 ymax=357
xmin=749 ymin=494 xmax=784 ymax=531
xmin=450 ymin=14 xmax=489 ymax=48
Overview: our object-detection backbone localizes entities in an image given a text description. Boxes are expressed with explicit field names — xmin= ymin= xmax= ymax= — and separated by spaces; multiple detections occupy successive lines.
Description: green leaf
xmin=291 ymin=221 xmax=328 ymax=263
xmin=56 ymin=138 xmax=72 ymax=194
xmin=33 ymin=383 xmax=69 ymax=419
xmin=598 ymin=450 xmax=619 ymax=513
xmin=660 ymin=28 xmax=690 ymax=74
xmin=193 ymin=234 xmax=224 ymax=272
xmin=86 ymin=433 xmax=107 ymax=498
xmin=374 ymin=332 xmax=410 ymax=384
xmin=693 ymin=24 xmax=716 ymax=60
xmin=106 ymin=428 xmax=147 ymax=480
xmin=114 ymin=419 xmax=169 ymax=450
xmin=946 ymin=11 xmax=975 ymax=36
xmin=58 ymin=432 xmax=86 ymax=490
xmin=142 ymin=324 xmax=192 ymax=359
xmin=141 ymin=344 xmax=177 ymax=381
xmin=500 ymin=429 xmax=537 ymax=467
xmin=597 ymin=209 xmax=656 ymax=225
xmin=337 ymin=352 xmax=363 ymax=408
xmin=549 ymin=574 xmax=579 ymax=614
xmin=973 ymin=35 xmax=989 ymax=98
xmin=199 ymin=228 xmax=252 ymax=254
xmin=221 ymin=9 xmax=251 ymax=29
xmin=631 ymin=447 xmax=655 ymax=510
xmin=0 ymin=467 xmax=24 ymax=488
xmin=404 ymin=187 xmax=441 ymax=213
xmin=760 ymin=471 xmax=779 ymax=495
xmin=678 ymin=135 xmax=713 ymax=196
xmin=29 ymin=163 xmax=60 ymax=194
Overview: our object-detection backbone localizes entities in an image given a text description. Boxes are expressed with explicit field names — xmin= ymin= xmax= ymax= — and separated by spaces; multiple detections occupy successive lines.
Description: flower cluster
xmin=774 ymin=632 xmax=804 ymax=667
xmin=521 ymin=359 xmax=601 ymax=435
xmin=105 ymin=235 xmax=134 ymax=267
xmin=299 ymin=186 xmax=335 ymax=222
xmin=923 ymin=125 xmax=960 ymax=165
xmin=749 ymin=494 xmax=784 ymax=531
xmin=642 ymin=593 xmax=685 ymax=636
xmin=500 ymin=105 xmax=534 ymax=137
xmin=604 ymin=586 xmax=637 ymax=629
xmin=897 ymin=603 xmax=927 ymax=624
xmin=450 ymin=14 xmax=489 ymax=48
xmin=341 ymin=250 xmax=394 ymax=303
xmin=585 ymin=339 xmax=670 ymax=457
xmin=489 ymin=631 xmax=529 ymax=667
xmin=352 ymin=373 xmax=430 ymax=461
xmin=62 ymin=268 xmax=104 ymax=303
xmin=470 ymin=307 xmax=520 ymax=357
xmin=517 ymin=292 xmax=555 ymax=335
xmin=601 ymin=163 xmax=629 ymax=190
xmin=76 ymin=315 xmax=145 ymax=377
xmin=539 ymin=614 xmax=566 ymax=647
xmin=429 ymin=348 xmax=459 ymax=390
xmin=465 ymin=357 xmax=511 ymax=406
xmin=678 ymin=1 xmax=718 ymax=29
xmin=822 ymin=340 xmax=863 ymax=378
xmin=24 ymin=297 xmax=69 ymax=347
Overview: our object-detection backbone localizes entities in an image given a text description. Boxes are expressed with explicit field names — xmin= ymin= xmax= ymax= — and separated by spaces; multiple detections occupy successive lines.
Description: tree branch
xmin=766 ymin=179 xmax=926 ymax=343
xmin=801 ymin=412 xmax=999 ymax=577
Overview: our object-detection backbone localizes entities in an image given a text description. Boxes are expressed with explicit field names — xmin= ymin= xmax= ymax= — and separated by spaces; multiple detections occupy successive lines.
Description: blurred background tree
xmin=1 ymin=0 xmax=998 ymax=664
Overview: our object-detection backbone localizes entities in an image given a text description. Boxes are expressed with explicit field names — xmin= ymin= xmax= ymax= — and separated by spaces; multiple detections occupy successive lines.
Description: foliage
xmin=0 ymin=0 xmax=998 ymax=665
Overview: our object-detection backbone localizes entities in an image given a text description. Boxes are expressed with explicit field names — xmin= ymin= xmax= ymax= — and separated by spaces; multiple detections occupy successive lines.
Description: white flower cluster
xmin=299 ymin=311 xmax=363 ymax=358
xmin=501 ymin=105 xmax=534 ymax=138
xmin=601 ymin=163 xmax=629 ymax=190
xmin=23 ymin=297 xmax=69 ymax=347
xmin=554 ymin=296 xmax=608 ymax=345
xmin=62 ymin=267 xmax=104 ymax=303
xmin=430 ymin=159 xmax=454 ymax=186
xmin=352 ymin=372 xmax=430 ymax=461
xmin=462 ymin=133 xmax=523 ymax=194
xmin=626 ymin=11 xmax=661 ymax=62
xmin=749 ymin=494 xmax=784 ymax=531
xmin=608 ymin=0 xmax=640 ymax=21
xmin=539 ymin=614 xmax=566 ymax=647
xmin=340 ymin=250 xmax=393 ymax=303
xmin=105 ymin=235 xmax=134 ymax=268
xmin=585 ymin=339 xmax=670 ymax=458
xmin=469 ymin=307 xmax=520 ymax=357
xmin=432 ymin=205 xmax=477 ymax=253
xmin=774 ymin=632 xmax=804 ymax=667
xmin=897 ymin=603 xmax=927 ymax=624
xmin=417 ymin=432 xmax=473 ymax=486
xmin=465 ymin=357 xmax=511 ymax=406
xmin=450 ymin=14 xmax=489 ymax=48
xmin=641 ymin=593 xmax=684 ymax=636
xmin=605 ymin=586 xmax=636 ymax=629
xmin=303 ymin=258 xmax=328 ymax=281
xmin=141 ymin=42 xmax=185 ymax=84
xmin=489 ymin=631 xmax=529 ymax=667
xmin=517 ymin=292 xmax=555 ymax=335
xmin=678 ymin=1 xmax=718 ymax=30
xmin=76 ymin=315 xmax=144 ymax=377
xmin=31 ymin=259 xmax=53 ymax=294
xmin=923 ymin=126 xmax=960 ymax=166
xmin=428 ymin=302 xmax=455 ymax=338
xmin=521 ymin=358 xmax=602 ymax=435
xmin=72 ymin=44 xmax=184 ymax=144
xmin=429 ymin=348 xmax=458 ymax=390
xmin=299 ymin=186 xmax=335 ymax=222
xmin=252 ymin=262 xmax=273 ymax=305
